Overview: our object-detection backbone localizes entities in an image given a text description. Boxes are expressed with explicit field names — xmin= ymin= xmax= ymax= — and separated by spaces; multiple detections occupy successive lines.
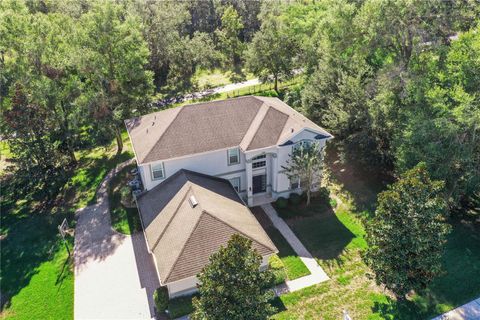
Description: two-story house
xmin=125 ymin=96 xmax=332 ymax=297
xmin=126 ymin=96 xmax=332 ymax=207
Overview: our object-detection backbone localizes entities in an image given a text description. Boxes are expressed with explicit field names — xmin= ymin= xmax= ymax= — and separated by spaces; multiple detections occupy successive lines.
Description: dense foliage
xmin=1 ymin=0 xmax=478 ymax=213
xmin=365 ymin=163 xmax=450 ymax=298
xmin=191 ymin=234 xmax=275 ymax=320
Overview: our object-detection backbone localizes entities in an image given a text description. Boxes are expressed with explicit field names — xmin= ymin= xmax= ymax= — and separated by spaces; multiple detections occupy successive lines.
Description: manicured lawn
xmin=271 ymin=194 xmax=480 ymax=320
xmin=108 ymin=163 xmax=142 ymax=235
xmin=264 ymin=226 xmax=310 ymax=280
xmin=251 ymin=207 xmax=310 ymax=281
xmin=1 ymin=133 xmax=134 ymax=319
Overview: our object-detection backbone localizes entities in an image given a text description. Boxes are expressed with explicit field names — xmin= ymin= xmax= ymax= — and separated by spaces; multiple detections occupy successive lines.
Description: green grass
xmin=1 ymin=133 xmax=134 ymax=319
xmin=194 ymin=68 xmax=255 ymax=90
xmin=108 ymin=163 xmax=142 ymax=235
xmin=270 ymin=192 xmax=480 ymax=319
xmin=264 ymin=226 xmax=310 ymax=280
xmin=168 ymin=294 xmax=197 ymax=319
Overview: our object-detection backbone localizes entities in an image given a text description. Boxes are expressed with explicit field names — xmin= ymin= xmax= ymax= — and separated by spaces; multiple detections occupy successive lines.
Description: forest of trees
xmin=1 ymin=0 xmax=479 ymax=216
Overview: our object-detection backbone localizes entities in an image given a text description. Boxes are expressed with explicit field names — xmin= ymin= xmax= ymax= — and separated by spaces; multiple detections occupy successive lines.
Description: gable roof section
xmin=125 ymin=96 xmax=332 ymax=164
xmin=136 ymin=169 xmax=277 ymax=284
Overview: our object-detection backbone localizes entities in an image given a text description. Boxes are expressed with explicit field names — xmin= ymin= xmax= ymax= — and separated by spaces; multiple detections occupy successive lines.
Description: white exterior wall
xmin=140 ymin=148 xmax=247 ymax=192
xmin=166 ymin=254 xmax=273 ymax=298
xmin=167 ymin=276 xmax=199 ymax=298
xmin=137 ymin=128 xmax=330 ymax=206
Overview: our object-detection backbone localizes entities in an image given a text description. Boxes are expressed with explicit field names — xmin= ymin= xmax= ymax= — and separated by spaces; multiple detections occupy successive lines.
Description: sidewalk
xmin=431 ymin=297 xmax=480 ymax=320
xmin=261 ymin=203 xmax=329 ymax=295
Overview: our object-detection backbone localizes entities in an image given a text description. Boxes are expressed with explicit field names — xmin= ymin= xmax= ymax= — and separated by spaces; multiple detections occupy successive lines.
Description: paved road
xmin=74 ymin=161 xmax=160 ymax=319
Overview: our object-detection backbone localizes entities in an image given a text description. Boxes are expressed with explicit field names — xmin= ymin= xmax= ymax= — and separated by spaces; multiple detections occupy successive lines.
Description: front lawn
xmin=251 ymin=207 xmax=310 ymax=281
xmin=108 ymin=163 xmax=142 ymax=235
xmin=271 ymin=194 xmax=480 ymax=319
xmin=0 ymin=133 xmax=134 ymax=319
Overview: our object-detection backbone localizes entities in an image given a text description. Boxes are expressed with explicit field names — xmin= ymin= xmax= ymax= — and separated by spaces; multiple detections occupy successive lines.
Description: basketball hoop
xmin=58 ymin=218 xmax=71 ymax=257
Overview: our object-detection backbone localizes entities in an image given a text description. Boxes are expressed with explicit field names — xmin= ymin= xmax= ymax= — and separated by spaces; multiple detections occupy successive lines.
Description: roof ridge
xmin=203 ymin=211 xmax=277 ymax=253
xmin=143 ymin=105 xmax=185 ymax=163
xmin=150 ymin=183 xmax=196 ymax=252
xmin=164 ymin=207 xmax=207 ymax=282
xmin=239 ymin=103 xmax=270 ymax=151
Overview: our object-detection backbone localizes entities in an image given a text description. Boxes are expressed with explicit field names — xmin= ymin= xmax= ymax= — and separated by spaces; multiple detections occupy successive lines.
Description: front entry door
xmin=252 ymin=174 xmax=267 ymax=194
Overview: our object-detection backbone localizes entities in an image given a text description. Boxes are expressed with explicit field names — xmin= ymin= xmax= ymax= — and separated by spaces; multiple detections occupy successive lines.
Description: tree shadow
xmin=282 ymin=202 xmax=355 ymax=261
xmin=325 ymin=143 xmax=392 ymax=213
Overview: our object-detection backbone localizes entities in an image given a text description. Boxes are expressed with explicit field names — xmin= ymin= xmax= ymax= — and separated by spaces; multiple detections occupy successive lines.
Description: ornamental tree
xmin=191 ymin=234 xmax=275 ymax=320
xmin=365 ymin=163 xmax=450 ymax=299
xmin=282 ymin=142 xmax=323 ymax=206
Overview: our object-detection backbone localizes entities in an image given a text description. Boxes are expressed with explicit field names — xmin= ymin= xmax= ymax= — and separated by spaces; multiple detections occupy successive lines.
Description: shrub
xmin=275 ymin=197 xmax=288 ymax=209
xmin=153 ymin=286 xmax=169 ymax=314
xmin=269 ymin=255 xmax=286 ymax=285
xmin=317 ymin=187 xmax=330 ymax=202
xmin=289 ymin=192 xmax=302 ymax=206
xmin=329 ymin=198 xmax=337 ymax=208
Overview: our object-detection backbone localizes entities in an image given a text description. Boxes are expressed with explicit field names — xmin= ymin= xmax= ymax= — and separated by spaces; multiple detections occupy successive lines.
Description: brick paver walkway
xmin=261 ymin=204 xmax=329 ymax=294
xmin=74 ymin=160 xmax=160 ymax=319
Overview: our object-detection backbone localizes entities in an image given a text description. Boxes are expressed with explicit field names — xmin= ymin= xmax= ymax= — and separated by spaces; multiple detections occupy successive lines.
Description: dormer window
xmin=151 ymin=162 xmax=165 ymax=180
xmin=227 ymin=148 xmax=240 ymax=165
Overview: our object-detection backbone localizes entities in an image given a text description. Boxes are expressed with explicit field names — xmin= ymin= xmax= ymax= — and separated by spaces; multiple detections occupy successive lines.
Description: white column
xmin=271 ymin=153 xmax=278 ymax=195
xmin=246 ymin=158 xmax=253 ymax=206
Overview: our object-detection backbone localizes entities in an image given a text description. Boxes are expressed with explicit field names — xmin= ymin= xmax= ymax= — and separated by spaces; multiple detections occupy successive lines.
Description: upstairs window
xmin=293 ymin=139 xmax=312 ymax=152
xmin=230 ymin=177 xmax=241 ymax=193
xmin=252 ymin=154 xmax=266 ymax=169
xmin=151 ymin=163 xmax=165 ymax=180
xmin=227 ymin=148 xmax=240 ymax=165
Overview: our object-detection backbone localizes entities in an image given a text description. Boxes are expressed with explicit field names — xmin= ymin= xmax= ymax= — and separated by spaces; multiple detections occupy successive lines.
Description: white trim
xmin=278 ymin=128 xmax=327 ymax=146
xmin=227 ymin=147 xmax=241 ymax=166
xmin=150 ymin=162 xmax=165 ymax=180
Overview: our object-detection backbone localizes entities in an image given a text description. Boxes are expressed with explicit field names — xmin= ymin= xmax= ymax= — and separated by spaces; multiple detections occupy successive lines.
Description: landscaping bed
xmin=108 ymin=163 xmax=142 ymax=235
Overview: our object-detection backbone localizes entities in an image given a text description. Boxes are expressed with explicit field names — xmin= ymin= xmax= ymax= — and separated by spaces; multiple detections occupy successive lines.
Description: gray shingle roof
xmin=136 ymin=169 xmax=278 ymax=284
xmin=125 ymin=96 xmax=331 ymax=164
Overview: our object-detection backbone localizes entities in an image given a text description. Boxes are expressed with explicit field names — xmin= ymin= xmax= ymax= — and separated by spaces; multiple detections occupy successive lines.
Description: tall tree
xmin=365 ymin=163 xmax=450 ymax=299
xmin=191 ymin=234 xmax=275 ymax=320
xmin=282 ymin=142 xmax=324 ymax=206
xmin=81 ymin=1 xmax=154 ymax=154
xmin=2 ymin=85 xmax=69 ymax=195
xmin=246 ymin=13 xmax=298 ymax=93
xmin=215 ymin=5 xmax=245 ymax=80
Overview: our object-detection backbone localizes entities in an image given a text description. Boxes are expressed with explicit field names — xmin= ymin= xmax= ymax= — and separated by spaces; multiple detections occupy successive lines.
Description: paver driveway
xmin=74 ymin=162 xmax=160 ymax=319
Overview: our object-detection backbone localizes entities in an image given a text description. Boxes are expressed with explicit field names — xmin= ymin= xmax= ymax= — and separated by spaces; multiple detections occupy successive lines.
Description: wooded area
xmin=1 ymin=1 xmax=480 ymax=319
xmin=1 ymin=0 xmax=479 ymax=218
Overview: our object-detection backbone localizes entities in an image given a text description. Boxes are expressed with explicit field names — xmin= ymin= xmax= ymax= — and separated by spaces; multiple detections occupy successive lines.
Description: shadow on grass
xmin=371 ymin=218 xmax=480 ymax=319
xmin=278 ymin=201 xmax=355 ymax=261
xmin=270 ymin=296 xmax=287 ymax=313
xmin=0 ymin=150 xmax=132 ymax=310
xmin=325 ymin=143 xmax=392 ymax=213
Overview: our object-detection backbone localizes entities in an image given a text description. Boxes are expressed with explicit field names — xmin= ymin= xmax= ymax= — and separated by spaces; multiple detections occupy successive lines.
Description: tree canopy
xmin=191 ymin=234 xmax=275 ymax=320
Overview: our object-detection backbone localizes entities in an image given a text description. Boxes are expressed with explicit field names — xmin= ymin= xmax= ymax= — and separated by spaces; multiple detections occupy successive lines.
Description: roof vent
xmin=291 ymin=128 xmax=295 ymax=133
xmin=189 ymin=195 xmax=198 ymax=208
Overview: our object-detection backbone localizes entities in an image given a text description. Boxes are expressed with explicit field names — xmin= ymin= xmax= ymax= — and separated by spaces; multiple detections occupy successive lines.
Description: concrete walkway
xmin=431 ymin=297 xmax=480 ymax=320
xmin=74 ymin=160 xmax=160 ymax=319
xmin=261 ymin=204 xmax=329 ymax=295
